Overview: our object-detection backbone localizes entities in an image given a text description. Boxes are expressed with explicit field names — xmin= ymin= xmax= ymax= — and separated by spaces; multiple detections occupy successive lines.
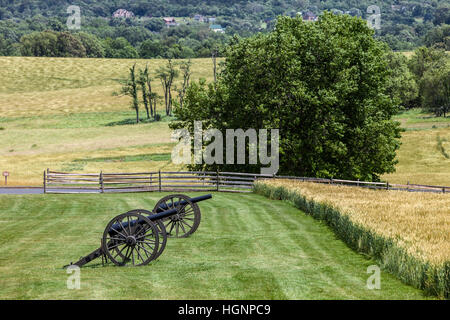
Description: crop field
xmin=0 ymin=192 xmax=429 ymax=299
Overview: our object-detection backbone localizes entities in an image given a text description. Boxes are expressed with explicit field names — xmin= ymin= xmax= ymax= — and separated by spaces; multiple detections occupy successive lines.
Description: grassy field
xmin=0 ymin=192 xmax=429 ymax=299
xmin=383 ymin=109 xmax=450 ymax=185
xmin=0 ymin=57 xmax=216 ymax=185
xmin=0 ymin=56 xmax=449 ymax=187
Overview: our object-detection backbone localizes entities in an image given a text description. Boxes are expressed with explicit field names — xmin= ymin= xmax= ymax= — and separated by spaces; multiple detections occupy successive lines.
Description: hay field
xmin=0 ymin=57 xmax=215 ymax=117
xmin=0 ymin=57 xmax=215 ymax=185
xmin=261 ymin=179 xmax=450 ymax=266
xmin=383 ymin=109 xmax=450 ymax=186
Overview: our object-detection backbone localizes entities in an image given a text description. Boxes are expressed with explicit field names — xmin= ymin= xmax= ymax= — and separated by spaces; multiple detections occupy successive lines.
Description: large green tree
xmin=171 ymin=13 xmax=402 ymax=181
xmin=421 ymin=59 xmax=450 ymax=117
xmin=408 ymin=47 xmax=449 ymax=115
xmin=385 ymin=51 xmax=418 ymax=109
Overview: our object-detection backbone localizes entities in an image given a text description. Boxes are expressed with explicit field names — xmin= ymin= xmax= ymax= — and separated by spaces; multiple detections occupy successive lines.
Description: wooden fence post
xmin=43 ymin=170 xmax=46 ymax=194
xmin=386 ymin=181 xmax=390 ymax=190
xmin=150 ymin=173 xmax=153 ymax=190
xmin=158 ymin=170 xmax=162 ymax=192
xmin=100 ymin=171 xmax=104 ymax=193
xmin=216 ymin=170 xmax=220 ymax=191
xmin=443 ymin=187 xmax=446 ymax=194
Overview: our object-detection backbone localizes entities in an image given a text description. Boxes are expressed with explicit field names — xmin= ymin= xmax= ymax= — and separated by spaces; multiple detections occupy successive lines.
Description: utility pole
xmin=212 ymin=48 xmax=218 ymax=83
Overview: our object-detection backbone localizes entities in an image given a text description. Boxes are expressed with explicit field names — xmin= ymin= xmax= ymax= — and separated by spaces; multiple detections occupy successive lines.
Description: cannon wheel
xmin=125 ymin=209 xmax=167 ymax=260
xmin=153 ymin=194 xmax=201 ymax=238
xmin=102 ymin=212 xmax=160 ymax=266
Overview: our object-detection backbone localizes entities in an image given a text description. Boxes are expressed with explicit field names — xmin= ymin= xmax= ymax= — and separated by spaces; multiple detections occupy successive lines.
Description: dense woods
xmin=0 ymin=0 xmax=449 ymax=58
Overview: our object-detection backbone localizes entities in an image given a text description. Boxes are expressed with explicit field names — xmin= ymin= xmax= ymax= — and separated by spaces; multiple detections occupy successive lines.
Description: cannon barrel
xmin=151 ymin=194 xmax=212 ymax=216
xmin=109 ymin=194 xmax=212 ymax=235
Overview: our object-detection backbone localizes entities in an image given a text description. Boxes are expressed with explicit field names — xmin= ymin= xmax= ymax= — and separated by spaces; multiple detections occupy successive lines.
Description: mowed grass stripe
xmin=249 ymin=195 xmax=361 ymax=299
xmin=0 ymin=192 xmax=429 ymax=299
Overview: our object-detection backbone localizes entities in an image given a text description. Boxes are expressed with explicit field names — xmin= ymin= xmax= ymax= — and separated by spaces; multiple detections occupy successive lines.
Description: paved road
xmin=0 ymin=188 xmax=101 ymax=194
xmin=0 ymin=187 xmax=157 ymax=194
xmin=0 ymin=188 xmax=44 ymax=194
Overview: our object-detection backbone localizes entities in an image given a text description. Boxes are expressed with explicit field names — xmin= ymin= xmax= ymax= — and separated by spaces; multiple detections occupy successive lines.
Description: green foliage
xmin=421 ymin=59 xmax=450 ymax=117
xmin=103 ymin=37 xmax=138 ymax=59
xmin=408 ymin=47 xmax=450 ymax=116
xmin=253 ymin=182 xmax=450 ymax=299
xmin=20 ymin=31 xmax=60 ymax=57
xmin=0 ymin=1 xmax=447 ymax=57
xmin=172 ymin=13 xmax=402 ymax=181
xmin=76 ymin=32 xmax=105 ymax=58
xmin=424 ymin=24 xmax=450 ymax=50
xmin=19 ymin=30 xmax=107 ymax=58
xmin=408 ymin=46 xmax=447 ymax=79
xmin=385 ymin=51 xmax=418 ymax=109
xmin=56 ymin=32 xmax=87 ymax=57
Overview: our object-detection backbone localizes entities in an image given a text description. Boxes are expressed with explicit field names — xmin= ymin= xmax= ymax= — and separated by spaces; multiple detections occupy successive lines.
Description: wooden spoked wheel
xmin=125 ymin=209 xmax=167 ymax=260
xmin=102 ymin=212 xmax=159 ymax=266
xmin=153 ymin=194 xmax=201 ymax=238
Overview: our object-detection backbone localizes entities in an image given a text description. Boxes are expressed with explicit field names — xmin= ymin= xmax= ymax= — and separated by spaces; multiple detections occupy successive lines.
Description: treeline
xmin=0 ymin=18 xmax=229 ymax=58
xmin=0 ymin=0 xmax=449 ymax=56
xmin=387 ymin=47 xmax=449 ymax=117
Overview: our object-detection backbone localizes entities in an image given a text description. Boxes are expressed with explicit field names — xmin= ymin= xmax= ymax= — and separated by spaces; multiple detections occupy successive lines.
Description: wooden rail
xmin=43 ymin=169 xmax=449 ymax=194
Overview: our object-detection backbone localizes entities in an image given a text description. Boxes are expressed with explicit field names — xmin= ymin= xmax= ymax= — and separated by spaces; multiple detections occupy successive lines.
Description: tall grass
xmin=254 ymin=180 xmax=450 ymax=299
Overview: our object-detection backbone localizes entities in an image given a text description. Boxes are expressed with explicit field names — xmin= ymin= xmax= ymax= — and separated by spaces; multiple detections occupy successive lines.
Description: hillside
xmin=0 ymin=56 xmax=448 ymax=186
xmin=0 ymin=0 xmax=449 ymax=59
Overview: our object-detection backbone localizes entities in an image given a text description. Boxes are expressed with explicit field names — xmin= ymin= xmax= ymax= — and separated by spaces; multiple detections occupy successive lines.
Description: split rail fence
xmin=43 ymin=169 xmax=449 ymax=194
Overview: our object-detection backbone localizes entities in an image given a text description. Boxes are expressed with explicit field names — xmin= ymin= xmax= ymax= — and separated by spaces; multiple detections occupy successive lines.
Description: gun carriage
xmin=65 ymin=194 xmax=212 ymax=268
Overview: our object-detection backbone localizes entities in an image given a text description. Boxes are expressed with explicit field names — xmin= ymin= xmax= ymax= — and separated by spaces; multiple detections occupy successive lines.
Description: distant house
xmin=302 ymin=11 xmax=318 ymax=21
xmin=207 ymin=17 xmax=217 ymax=23
xmin=210 ymin=24 xmax=225 ymax=33
xmin=112 ymin=9 xmax=135 ymax=19
xmin=194 ymin=14 xmax=206 ymax=22
xmin=163 ymin=17 xmax=178 ymax=27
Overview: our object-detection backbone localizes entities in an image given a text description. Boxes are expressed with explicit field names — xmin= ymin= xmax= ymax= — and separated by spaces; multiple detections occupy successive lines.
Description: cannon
xmin=64 ymin=194 xmax=212 ymax=268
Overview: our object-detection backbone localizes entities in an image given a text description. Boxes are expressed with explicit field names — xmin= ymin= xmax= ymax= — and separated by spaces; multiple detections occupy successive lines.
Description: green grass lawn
xmin=0 ymin=192 xmax=429 ymax=299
